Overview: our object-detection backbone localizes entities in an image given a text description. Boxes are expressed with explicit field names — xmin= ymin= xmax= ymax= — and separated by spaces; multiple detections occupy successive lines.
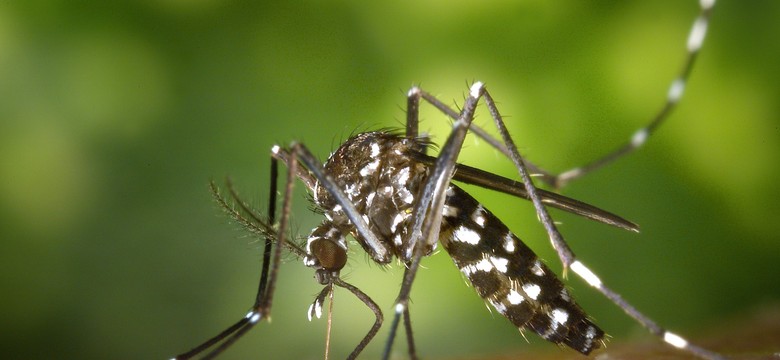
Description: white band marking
xmin=631 ymin=128 xmax=649 ymax=147
xmin=470 ymin=81 xmax=484 ymax=98
xmin=668 ymin=79 xmax=685 ymax=103
xmin=395 ymin=302 xmax=405 ymax=314
xmin=571 ymin=260 xmax=603 ymax=288
xmin=664 ymin=331 xmax=689 ymax=349
xmin=700 ymin=0 xmax=715 ymax=10
xmin=687 ymin=17 xmax=709 ymax=52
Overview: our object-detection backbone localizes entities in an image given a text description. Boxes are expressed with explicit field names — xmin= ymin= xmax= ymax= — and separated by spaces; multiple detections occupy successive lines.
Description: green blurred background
xmin=1 ymin=1 xmax=778 ymax=359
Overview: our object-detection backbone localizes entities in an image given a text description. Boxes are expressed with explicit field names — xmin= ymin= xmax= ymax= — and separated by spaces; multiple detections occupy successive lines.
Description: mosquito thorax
xmin=311 ymin=131 xmax=434 ymax=263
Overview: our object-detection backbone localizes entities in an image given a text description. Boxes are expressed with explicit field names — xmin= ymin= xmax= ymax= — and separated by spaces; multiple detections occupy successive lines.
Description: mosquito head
xmin=304 ymin=223 xmax=349 ymax=285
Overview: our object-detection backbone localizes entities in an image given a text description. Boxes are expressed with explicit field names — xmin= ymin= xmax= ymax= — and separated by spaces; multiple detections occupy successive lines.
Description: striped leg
xmin=546 ymin=0 xmax=716 ymax=188
xmin=478 ymin=80 xmax=727 ymax=360
xmin=420 ymin=0 xmax=717 ymax=190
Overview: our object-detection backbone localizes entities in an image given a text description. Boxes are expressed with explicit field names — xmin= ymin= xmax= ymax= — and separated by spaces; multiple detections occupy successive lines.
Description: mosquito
xmin=173 ymin=0 xmax=724 ymax=359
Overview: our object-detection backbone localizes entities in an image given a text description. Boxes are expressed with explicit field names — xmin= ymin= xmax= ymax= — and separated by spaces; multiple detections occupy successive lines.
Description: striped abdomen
xmin=440 ymin=185 xmax=604 ymax=354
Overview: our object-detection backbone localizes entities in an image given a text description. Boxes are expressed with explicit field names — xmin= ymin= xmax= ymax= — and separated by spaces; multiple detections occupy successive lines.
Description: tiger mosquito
xmin=174 ymin=0 xmax=724 ymax=359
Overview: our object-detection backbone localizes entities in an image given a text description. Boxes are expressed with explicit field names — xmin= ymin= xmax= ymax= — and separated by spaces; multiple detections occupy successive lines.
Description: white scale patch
xmin=396 ymin=167 xmax=410 ymax=185
xmin=583 ymin=326 xmax=598 ymax=349
xmin=522 ymin=283 xmax=541 ymax=300
xmin=507 ymin=289 xmax=524 ymax=305
xmin=381 ymin=186 xmax=392 ymax=195
xmin=345 ymin=183 xmax=360 ymax=199
xmin=489 ymin=256 xmax=509 ymax=273
xmin=453 ymin=225 xmax=481 ymax=245
xmin=471 ymin=205 xmax=486 ymax=227
xmin=305 ymin=234 xmax=320 ymax=252
xmin=470 ymin=81 xmax=484 ymax=98
xmin=400 ymin=189 xmax=414 ymax=204
xmin=542 ymin=309 xmax=569 ymax=339
xmin=531 ymin=260 xmax=545 ymax=276
xmin=550 ymin=308 xmax=569 ymax=326
xmin=502 ymin=233 xmax=515 ymax=253
xmin=303 ymin=257 xmax=316 ymax=267
xmin=559 ymin=288 xmax=571 ymax=302
xmin=474 ymin=258 xmax=493 ymax=272
xmin=542 ymin=308 xmax=569 ymax=338
xmin=307 ymin=301 xmax=322 ymax=322
xmin=370 ymin=142 xmax=381 ymax=157
xmin=245 ymin=310 xmax=260 ymax=322
xmin=461 ymin=258 xmax=493 ymax=276
xmin=585 ymin=326 xmax=597 ymax=339
xmin=442 ymin=204 xmax=459 ymax=218
xmin=390 ymin=213 xmax=405 ymax=232
xmin=359 ymin=159 xmax=380 ymax=176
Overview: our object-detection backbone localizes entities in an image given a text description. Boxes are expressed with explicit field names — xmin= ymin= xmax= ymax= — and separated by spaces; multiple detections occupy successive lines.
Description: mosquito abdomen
xmin=439 ymin=184 xmax=604 ymax=354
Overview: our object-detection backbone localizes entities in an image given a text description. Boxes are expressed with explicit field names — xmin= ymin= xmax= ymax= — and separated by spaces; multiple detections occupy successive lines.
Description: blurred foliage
xmin=0 ymin=1 xmax=778 ymax=359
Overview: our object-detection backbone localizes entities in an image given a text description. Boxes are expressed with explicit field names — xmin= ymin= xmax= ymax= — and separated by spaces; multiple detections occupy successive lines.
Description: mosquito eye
xmin=309 ymin=238 xmax=347 ymax=272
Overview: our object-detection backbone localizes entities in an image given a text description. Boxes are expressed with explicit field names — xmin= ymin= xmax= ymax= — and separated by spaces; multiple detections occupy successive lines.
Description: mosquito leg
xmin=384 ymin=82 xmax=486 ymax=359
xmin=402 ymin=291 xmax=418 ymax=360
xmin=479 ymin=88 xmax=576 ymax=269
xmin=191 ymin=145 xmax=298 ymax=360
xmin=480 ymin=84 xmax=726 ymax=360
xmin=173 ymin=317 xmax=248 ymax=359
xmin=510 ymin=0 xmax=716 ymax=188
xmin=172 ymin=159 xmax=284 ymax=359
xmin=412 ymin=87 xmax=556 ymax=187
xmin=382 ymin=309 xmax=401 ymax=360
xmin=250 ymin=158 xmax=278 ymax=317
xmin=406 ymin=86 xmax=421 ymax=140
xmin=382 ymin=265 xmax=419 ymax=360
xmin=553 ymin=0 xmax=715 ymax=188
xmin=570 ymin=260 xmax=726 ymax=360
xmin=416 ymin=2 xmax=715 ymax=190
xmin=333 ymin=278 xmax=383 ymax=360
xmin=261 ymin=146 xmax=298 ymax=311
xmin=260 ymin=156 xmax=278 ymax=290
